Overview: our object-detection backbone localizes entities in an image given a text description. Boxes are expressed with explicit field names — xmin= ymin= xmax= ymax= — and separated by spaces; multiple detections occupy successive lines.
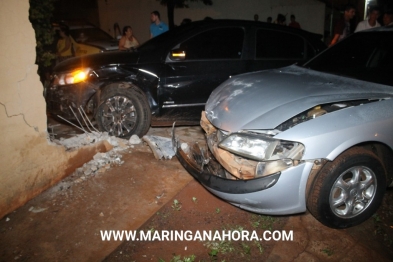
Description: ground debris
xmin=52 ymin=132 xmax=140 ymax=184
xmin=53 ymin=132 xmax=134 ymax=152
xmin=74 ymin=150 xmax=124 ymax=178
xmin=28 ymin=207 xmax=48 ymax=213
xmin=142 ymin=135 xmax=175 ymax=160
xmin=129 ymin=134 xmax=142 ymax=144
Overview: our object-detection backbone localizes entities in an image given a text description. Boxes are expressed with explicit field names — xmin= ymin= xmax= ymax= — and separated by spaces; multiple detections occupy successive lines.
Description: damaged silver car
xmin=173 ymin=26 xmax=393 ymax=228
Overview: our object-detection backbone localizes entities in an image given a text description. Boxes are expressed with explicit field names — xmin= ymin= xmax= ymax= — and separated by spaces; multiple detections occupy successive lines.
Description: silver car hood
xmin=205 ymin=65 xmax=393 ymax=132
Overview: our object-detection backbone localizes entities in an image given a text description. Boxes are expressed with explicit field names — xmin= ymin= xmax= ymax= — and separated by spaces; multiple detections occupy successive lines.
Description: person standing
xmin=56 ymin=26 xmax=74 ymax=63
xmin=383 ymin=8 xmax=393 ymax=26
xmin=119 ymin=26 xmax=139 ymax=50
xmin=355 ymin=6 xmax=380 ymax=32
xmin=288 ymin=14 xmax=301 ymax=29
xmin=329 ymin=4 xmax=356 ymax=47
xmin=150 ymin=11 xmax=168 ymax=38
xmin=275 ymin=14 xmax=286 ymax=25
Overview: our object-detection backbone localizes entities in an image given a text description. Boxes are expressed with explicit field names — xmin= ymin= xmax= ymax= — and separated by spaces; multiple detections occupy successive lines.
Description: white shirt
xmin=355 ymin=20 xmax=381 ymax=32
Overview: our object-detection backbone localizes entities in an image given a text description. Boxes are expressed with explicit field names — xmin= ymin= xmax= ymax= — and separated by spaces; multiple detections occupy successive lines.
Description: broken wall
xmin=0 ymin=1 xmax=109 ymax=219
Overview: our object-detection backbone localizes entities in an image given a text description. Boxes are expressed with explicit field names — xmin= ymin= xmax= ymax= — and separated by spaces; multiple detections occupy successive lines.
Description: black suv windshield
xmin=304 ymin=31 xmax=393 ymax=86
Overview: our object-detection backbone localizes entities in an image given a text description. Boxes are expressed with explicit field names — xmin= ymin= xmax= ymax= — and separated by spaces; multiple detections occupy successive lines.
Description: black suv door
xmin=161 ymin=26 xmax=246 ymax=110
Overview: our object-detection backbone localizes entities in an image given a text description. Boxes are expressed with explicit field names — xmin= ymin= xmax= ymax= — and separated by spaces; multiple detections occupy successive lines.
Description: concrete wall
xmin=0 ymin=1 xmax=109 ymax=219
xmin=97 ymin=0 xmax=325 ymax=44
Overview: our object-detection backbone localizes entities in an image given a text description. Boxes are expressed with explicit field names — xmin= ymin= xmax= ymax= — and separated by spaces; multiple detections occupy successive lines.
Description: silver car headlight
xmin=53 ymin=68 xmax=91 ymax=86
xmin=218 ymin=133 xmax=304 ymax=162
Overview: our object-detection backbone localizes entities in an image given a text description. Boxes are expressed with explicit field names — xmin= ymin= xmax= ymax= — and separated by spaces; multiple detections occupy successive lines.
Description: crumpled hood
xmin=206 ymin=65 xmax=393 ymax=132
xmin=54 ymin=51 xmax=139 ymax=72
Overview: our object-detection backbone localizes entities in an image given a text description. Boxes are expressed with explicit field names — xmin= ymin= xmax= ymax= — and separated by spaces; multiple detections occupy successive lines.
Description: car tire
xmin=307 ymin=147 xmax=386 ymax=229
xmin=96 ymin=85 xmax=151 ymax=138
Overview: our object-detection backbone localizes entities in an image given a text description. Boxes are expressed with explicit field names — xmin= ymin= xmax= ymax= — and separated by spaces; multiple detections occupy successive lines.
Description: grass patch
xmin=321 ymin=248 xmax=334 ymax=256
xmin=159 ymin=254 xmax=196 ymax=262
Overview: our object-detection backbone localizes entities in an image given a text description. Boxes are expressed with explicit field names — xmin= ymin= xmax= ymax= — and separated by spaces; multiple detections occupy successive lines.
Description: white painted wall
xmin=0 ymin=0 xmax=110 ymax=219
xmin=97 ymin=0 xmax=325 ymax=45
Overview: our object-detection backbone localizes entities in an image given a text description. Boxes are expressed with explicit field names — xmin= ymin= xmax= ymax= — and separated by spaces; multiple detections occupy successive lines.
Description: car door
xmin=248 ymin=28 xmax=310 ymax=72
xmin=160 ymin=26 xmax=247 ymax=111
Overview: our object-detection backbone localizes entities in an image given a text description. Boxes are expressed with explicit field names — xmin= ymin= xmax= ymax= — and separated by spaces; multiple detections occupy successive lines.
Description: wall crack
xmin=0 ymin=102 xmax=39 ymax=132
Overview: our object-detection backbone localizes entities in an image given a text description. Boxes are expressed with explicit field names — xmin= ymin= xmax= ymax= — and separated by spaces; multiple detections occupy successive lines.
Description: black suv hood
xmin=54 ymin=51 xmax=140 ymax=72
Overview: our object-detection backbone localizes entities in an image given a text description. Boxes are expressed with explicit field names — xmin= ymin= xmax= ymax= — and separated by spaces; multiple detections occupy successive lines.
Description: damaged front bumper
xmin=173 ymin=136 xmax=281 ymax=194
xmin=46 ymin=81 xmax=98 ymax=120
xmin=172 ymin=125 xmax=312 ymax=215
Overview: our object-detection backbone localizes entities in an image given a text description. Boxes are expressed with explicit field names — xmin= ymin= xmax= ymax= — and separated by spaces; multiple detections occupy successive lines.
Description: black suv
xmin=46 ymin=19 xmax=326 ymax=138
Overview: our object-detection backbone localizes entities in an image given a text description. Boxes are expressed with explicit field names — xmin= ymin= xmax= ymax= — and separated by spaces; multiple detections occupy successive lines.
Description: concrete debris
xmin=29 ymin=207 xmax=48 ymax=213
xmin=142 ymin=135 xmax=175 ymax=160
xmin=74 ymin=151 xmax=124 ymax=178
xmin=56 ymin=132 xmax=111 ymax=150
xmin=52 ymin=132 xmax=140 ymax=183
xmin=55 ymin=132 xmax=133 ymax=152
xmin=156 ymin=193 xmax=165 ymax=199
xmin=6 ymin=217 xmax=10 ymax=222
xmin=129 ymin=134 xmax=142 ymax=144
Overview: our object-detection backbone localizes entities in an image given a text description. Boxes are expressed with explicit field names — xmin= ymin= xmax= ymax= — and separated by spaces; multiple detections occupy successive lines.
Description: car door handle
xmin=171 ymin=65 xmax=187 ymax=71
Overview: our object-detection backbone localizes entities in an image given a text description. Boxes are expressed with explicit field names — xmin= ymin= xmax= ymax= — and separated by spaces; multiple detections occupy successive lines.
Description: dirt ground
xmin=103 ymin=182 xmax=393 ymax=262
xmin=1 ymin=122 xmax=393 ymax=261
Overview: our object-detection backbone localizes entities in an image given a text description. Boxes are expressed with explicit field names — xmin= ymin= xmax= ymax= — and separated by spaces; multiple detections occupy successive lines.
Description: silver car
xmin=173 ymin=26 xmax=393 ymax=229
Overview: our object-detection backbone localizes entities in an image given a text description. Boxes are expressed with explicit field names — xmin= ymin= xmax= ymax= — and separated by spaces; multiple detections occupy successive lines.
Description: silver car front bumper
xmin=172 ymin=126 xmax=313 ymax=215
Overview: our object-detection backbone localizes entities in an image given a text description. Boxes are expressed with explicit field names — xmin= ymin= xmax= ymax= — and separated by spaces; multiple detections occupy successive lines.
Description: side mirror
xmin=170 ymin=49 xmax=186 ymax=61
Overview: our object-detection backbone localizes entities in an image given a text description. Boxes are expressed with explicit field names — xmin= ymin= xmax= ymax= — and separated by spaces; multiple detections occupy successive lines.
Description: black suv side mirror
xmin=170 ymin=49 xmax=186 ymax=61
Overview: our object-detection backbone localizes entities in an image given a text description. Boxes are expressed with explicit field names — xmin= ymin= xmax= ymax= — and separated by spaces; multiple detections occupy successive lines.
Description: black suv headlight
xmin=53 ymin=68 xmax=91 ymax=86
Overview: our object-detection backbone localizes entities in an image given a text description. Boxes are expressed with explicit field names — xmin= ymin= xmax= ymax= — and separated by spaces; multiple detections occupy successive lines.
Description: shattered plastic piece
xmin=142 ymin=135 xmax=175 ymax=160
xmin=181 ymin=143 xmax=189 ymax=153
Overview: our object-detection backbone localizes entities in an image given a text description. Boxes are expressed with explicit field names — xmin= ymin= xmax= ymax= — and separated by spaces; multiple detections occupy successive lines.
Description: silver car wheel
xmin=329 ymin=166 xmax=376 ymax=218
xmin=100 ymin=95 xmax=137 ymax=137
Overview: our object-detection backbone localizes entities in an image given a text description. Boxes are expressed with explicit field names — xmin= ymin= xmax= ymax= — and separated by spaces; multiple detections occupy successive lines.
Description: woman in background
xmin=56 ymin=26 xmax=74 ymax=63
xmin=118 ymin=26 xmax=139 ymax=50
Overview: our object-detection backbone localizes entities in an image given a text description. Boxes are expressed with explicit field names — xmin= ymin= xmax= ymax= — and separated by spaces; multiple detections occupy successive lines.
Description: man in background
xmin=329 ymin=4 xmax=356 ymax=47
xmin=383 ymin=8 xmax=393 ymax=26
xmin=355 ymin=6 xmax=380 ymax=32
xmin=150 ymin=11 xmax=168 ymax=38
xmin=288 ymin=14 xmax=301 ymax=29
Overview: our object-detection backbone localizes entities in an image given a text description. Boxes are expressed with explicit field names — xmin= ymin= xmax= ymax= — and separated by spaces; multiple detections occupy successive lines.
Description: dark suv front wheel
xmin=96 ymin=85 xmax=151 ymax=138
